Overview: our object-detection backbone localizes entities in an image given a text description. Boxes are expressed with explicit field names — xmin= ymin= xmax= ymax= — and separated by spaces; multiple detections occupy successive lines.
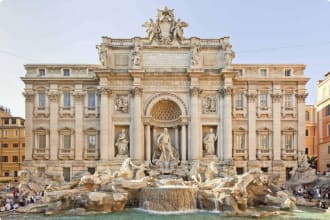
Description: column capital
xmin=190 ymin=87 xmax=202 ymax=97
xmin=47 ymin=91 xmax=60 ymax=102
xmin=72 ymin=91 xmax=86 ymax=101
xmin=219 ymin=87 xmax=233 ymax=97
xmin=98 ymin=86 xmax=112 ymax=96
xmin=23 ymin=91 xmax=35 ymax=102
xmin=295 ymin=93 xmax=308 ymax=103
xmin=246 ymin=93 xmax=258 ymax=102
xmin=131 ymin=87 xmax=143 ymax=97
xmin=271 ymin=93 xmax=282 ymax=103
xmin=180 ymin=116 xmax=189 ymax=125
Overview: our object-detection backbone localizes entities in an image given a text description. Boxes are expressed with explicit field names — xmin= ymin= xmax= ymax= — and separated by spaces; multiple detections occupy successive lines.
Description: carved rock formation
xmin=139 ymin=186 xmax=197 ymax=211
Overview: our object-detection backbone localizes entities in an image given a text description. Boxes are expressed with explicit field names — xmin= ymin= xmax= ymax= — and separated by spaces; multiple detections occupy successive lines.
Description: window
xmin=328 ymin=124 xmax=330 ymax=136
xmin=63 ymin=167 xmax=71 ymax=182
xmin=261 ymin=167 xmax=268 ymax=173
xmin=3 ymin=171 xmax=9 ymax=177
xmin=284 ymin=69 xmax=292 ymax=77
xmin=284 ymin=94 xmax=294 ymax=110
xmin=236 ymin=167 xmax=244 ymax=175
xmin=63 ymin=69 xmax=70 ymax=76
xmin=12 ymin=118 xmax=16 ymax=124
xmin=39 ymin=68 xmax=46 ymax=76
xmin=13 ymin=143 xmax=19 ymax=148
xmin=235 ymin=134 xmax=245 ymax=149
xmin=305 ymin=111 xmax=310 ymax=120
xmin=237 ymin=69 xmax=243 ymax=77
xmin=38 ymin=134 xmax=46 ymax=149
xmin=63 ymin=135 xmax=71 ymax=149
xmin=259 ymin=134 xmax=269 ymax=149
xmin=4 ymin=118 xmax=9 ymax=124
xmin=88 ymin=92 xmax=96 ymax=109
xmin=285 ymin=134 xmax=294 ymax=149
xmin=235 ymin=94 xmax=244 ymax=110
xmin=22 ymin=143 xmax=25 ymax=147
xmin=305 ymin=148 xmax=309 ymax=155
xmin=14 ymin=171 xmax=18 ymax=177
xmin=328 ymin=146 xmax=330 ymax=154
xmin=12 ymin=156 xmax=19 ymax=162
xmin=39 ymin=93 xmax=46 ymax=108
xmin=1 ymin=143 xmax=8 ymax=148
xmin=22 ymin=156 xmax=25 ymax=161
xmin=63 ymin=92 xmax=71 ymax=108
xmin=286 ymin=167 xmax=293 ymax=180
xmin=305 ymin=129 xmax=309 ymax=136
xmin=1 ymin=156 xmax=8 ymax=162
xmin=326 ymin=104 xmax=330 ymax=116
xmin=259 ymin=94 xmax=268 ymax=109
xmin=15 ymin=129 xmax=18 ymax=137
xmin=260 ymin=69 xmax=267 ymax=77
xmin=87 ymin=167 xmax=96 ymax=175
xmin=88 ymin=135 xmax=96 ymax=148
xmin=3 ymin=129 xmax=8 ymax=137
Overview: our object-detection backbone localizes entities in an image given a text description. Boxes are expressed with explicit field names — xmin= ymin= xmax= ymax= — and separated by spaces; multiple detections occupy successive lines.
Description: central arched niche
xmin=150 ymin=100 xmax=181 ymax=122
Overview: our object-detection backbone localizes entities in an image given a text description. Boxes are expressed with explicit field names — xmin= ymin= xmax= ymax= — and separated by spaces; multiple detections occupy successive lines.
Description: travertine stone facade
xmin=22 ymin=7 xmax=309 ymax=182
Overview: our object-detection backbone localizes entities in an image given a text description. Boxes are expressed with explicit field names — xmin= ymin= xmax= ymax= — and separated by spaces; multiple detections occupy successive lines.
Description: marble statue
xmin=190 ymin=45 xmax=200 ymax=67
xmin=157 ymin=128 xmax=175 ymax=161
xmin=142 ymin=18 xmax=158 ymax=42
xmin=173 ymin=18 xmax=188 ymax=41
xmin=203 ymin=128 xmax=217 ymax=155
xmin=131 ymin=44 xmax=141 ymax=67
xmin=115 ymin=129 xmax=129 ymax=156
xmin=96 ymin=45 xmax=108 ymax=66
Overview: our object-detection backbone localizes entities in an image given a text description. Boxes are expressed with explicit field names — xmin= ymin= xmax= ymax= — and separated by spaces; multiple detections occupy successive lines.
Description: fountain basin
xmin=139 ymin=186 xmax=198 ymax=212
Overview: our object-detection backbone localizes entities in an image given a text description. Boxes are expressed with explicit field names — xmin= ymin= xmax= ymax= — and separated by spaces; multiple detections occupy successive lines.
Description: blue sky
xmin=0 ymin=0 xmax=329 ymax=117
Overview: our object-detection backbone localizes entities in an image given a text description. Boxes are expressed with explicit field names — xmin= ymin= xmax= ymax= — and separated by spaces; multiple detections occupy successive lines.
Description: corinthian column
xmin=132 ymin=87 xmax=144 ymax=160
xmin=99 ymin=86 xmax=111 ymax=160
xmin=73 ymin=90 xmax=84 ymax=160
xmin=296 ymin=93 xmax=308 ymax=156
xmin=221 ymin=87 xmax=233 ymax=160
xmin=23 ymin=91 xmax=34 ymax=161
xmin=189 ymin=87 xmax=201 ymax=160
xmin=247 ymin=93 xmax=257 ymax=160
xmin=271 ymin=93 xmax=282 ymax=161
xmin=48 ymin=90 xmax=59 ymax=160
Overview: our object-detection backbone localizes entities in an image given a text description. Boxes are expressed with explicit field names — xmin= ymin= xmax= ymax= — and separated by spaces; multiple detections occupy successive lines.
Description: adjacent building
xmin=305 ymin=105 xmax=317 ymax=157
xmin=0 ymin=106 xmax=25 ymax=181
xmin=316 ymin=72 xmax=330 ymax=173
xmin=22 ymin=7 xmax=309 ymax=183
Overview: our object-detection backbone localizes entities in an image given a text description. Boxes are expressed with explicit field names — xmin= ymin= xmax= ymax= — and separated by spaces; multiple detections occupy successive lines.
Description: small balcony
xmin=32 ymin=148 xmax=49 ymax=160
xmin=233 ymin=148 xmax=248 ymax=160
xmin=83 ymin=147 xmax=99 ymax=160
xmin=257 ymin=148 xmax=272 ymax=160
xmin=84 ymin=106 xmax=99 ymax=117
xmin=58 ymin=148 xmax=74 ymax=160
xmin=34 ymin=106 xmax=49 ymax=117
xmin=281 ymin=148 xmax=297 ymax=161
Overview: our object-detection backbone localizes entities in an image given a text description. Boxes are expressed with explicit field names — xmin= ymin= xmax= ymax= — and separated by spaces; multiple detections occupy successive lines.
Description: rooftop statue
xmin=142 ymin=6 xmax=188 ymax=44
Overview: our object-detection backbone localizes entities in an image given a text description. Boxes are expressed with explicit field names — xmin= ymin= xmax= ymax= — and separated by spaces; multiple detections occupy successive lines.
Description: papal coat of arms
xmin=142 ymin=6 xmax=188 ymax=44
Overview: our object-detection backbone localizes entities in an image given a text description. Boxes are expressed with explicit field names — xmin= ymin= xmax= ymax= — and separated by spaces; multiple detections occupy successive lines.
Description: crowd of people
xmin=0 ymin=185 xmax=44 ymax=212
xmin=293 ymin=186 xmax=330 ymax=209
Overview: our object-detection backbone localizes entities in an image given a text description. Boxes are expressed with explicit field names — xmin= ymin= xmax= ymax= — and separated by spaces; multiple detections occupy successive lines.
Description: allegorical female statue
xmin=203 ymin=128 xmax=217 ymax=155
xmin=115 ymin=129 xmax=129 ymax=156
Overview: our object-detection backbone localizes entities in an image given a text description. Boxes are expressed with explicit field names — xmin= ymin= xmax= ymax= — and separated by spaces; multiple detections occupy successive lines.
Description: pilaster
xmin=23 ymin=91 xmax=34 ymax=160
xmin=99 ymin=86 xmax=111 ymax=160
xmin=73 ymin=89 xmax=85 ymax=160
xmin=48 ymin=90 xmax=59 ymax=161
xmin=247 ymin=93 xmax=257 ymax=160
xmin=220 ymin=86 xmax=233 ymax=160
xmin=271 ymin=93 xmax=282 ymax=160
xmin=132 ymin=87 xmax=144 ymax=160
xmin=189 ymin=87 xmax=202 ymax=160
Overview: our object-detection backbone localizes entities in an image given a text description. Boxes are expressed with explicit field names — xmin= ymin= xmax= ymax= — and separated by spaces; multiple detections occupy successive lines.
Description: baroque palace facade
xmin=22 ymin=7 xmax=308 ymax=182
